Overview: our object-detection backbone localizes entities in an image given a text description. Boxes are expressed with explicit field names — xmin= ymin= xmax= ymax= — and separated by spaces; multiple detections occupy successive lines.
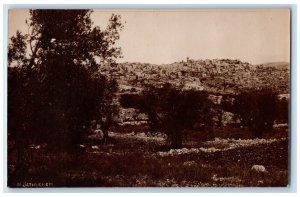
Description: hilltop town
xmin=99 ymin=58 xmax=290 ymax=95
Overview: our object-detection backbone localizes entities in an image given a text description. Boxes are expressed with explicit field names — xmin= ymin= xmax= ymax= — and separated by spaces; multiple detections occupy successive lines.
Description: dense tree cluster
xmin=120 ymin=85 xmax=288 ymax=146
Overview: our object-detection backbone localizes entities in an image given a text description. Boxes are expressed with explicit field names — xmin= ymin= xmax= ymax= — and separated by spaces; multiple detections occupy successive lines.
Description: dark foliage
xmin=119 ymin=93 xmax=142 ymax=109
xmin=138 ymin=84 xmax=213 ymax=148
xmin=233 ymin=88 xmax=278 ymax=138
xmin=8 ymin=9 xmax=123 ymax=149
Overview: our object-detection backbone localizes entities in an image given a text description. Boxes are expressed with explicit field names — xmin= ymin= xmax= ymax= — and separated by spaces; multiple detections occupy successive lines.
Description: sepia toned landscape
xmin=7 ymin=9 xmax=290 ymax=187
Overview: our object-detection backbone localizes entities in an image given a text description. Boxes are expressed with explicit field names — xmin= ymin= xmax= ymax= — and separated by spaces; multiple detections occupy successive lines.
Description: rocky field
xmin=7 ymin=126 xmax=289 ymax=187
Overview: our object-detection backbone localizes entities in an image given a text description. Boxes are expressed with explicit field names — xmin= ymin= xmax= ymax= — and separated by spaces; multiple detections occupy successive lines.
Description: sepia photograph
xmin=7 ymin=8 xmax=290 ymax=187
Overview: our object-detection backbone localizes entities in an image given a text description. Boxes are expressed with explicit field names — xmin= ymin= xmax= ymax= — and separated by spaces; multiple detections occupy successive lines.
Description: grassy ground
xmin=7 ymin=126 xmax=289 ymax=187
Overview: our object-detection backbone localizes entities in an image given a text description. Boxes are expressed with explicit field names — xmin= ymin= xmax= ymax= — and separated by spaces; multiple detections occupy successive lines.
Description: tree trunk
xmin=170 ymin=129 xmax=183 ymax=149
xmin=101 ymin=123 xmax=110 ymax=143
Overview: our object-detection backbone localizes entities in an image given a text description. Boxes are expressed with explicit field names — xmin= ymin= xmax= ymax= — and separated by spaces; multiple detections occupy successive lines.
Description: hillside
xmin=99 ymin=59 xmax=290 ymax=95
xmin=257 ymin=62 xmax=290 ymax=69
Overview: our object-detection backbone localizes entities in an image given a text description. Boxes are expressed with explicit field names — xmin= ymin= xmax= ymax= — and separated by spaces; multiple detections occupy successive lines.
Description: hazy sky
xmin=8 ymin=9 xmax=290 ymax=65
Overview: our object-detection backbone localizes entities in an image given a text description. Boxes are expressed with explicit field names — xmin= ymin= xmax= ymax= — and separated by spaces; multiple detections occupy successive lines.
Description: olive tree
xmin=233 ymin=88 xmax=278 ymax=138
xmin=8 ymin=10 xmax=123 ymax=152
xmin=139 ymin=84 xmax=213 ymax=148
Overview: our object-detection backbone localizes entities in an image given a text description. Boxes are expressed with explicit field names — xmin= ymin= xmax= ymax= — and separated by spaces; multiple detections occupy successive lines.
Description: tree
xmin=8 ymin=9 xmax=123 ymax=186
xmin=275 ymin=97 xmax=289 ymax=124
xmin=139 ymin=84 xmax=213 ymax=148
xmin=233 ymin=88 xmax=278 ymax=138
xmin=119 ymin=93 xmax=142 ymax=109
xmin=98 ymin=78 xmax=119 ymax=142
xmin=8 ymin=10 xmax=123 ymax=150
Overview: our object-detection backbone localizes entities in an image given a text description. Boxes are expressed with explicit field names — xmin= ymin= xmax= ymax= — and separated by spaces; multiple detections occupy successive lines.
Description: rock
xmin=91 ymin=145 xmax=99 ymax=150
xmin=251 ymin=165 xmax=267 ymax=173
